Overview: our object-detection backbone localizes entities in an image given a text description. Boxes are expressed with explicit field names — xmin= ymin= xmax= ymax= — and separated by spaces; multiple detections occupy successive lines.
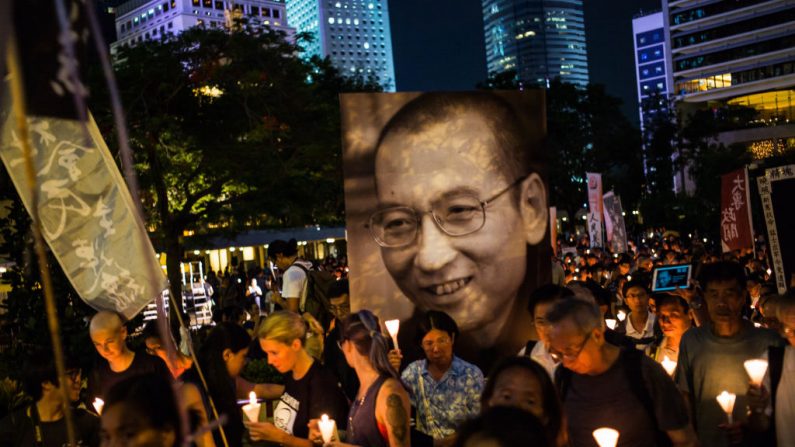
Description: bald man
xmin=87 ymin=311 xmax=171 ymax=403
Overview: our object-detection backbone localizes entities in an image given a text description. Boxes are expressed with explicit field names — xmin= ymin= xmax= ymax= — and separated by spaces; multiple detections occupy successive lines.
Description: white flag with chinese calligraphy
xmin=0 ymin=85 xmax=167 ymax=319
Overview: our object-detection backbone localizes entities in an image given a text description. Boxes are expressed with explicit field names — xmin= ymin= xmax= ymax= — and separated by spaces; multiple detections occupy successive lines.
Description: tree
xmin=87 ymin=28 xmax=380 ymax=305
xmin=479 ymin=73 xmax=644 ymax=233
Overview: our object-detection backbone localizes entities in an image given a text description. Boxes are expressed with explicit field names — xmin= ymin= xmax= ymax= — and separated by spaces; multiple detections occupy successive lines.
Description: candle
xmin=627 ymin=275 xmax=632 ymax=282
xmin=385 ymin=319 xmax=400 ymax=351
xmin=242 ymin=391 xmax=261 ymax=422
xmin=661 ymin=355 xmax=677 ymax=377
xmin=616 ymin=310 xmax=626 ymax=322
xmin=743 ymin=359 xmax=768 ymax=387
xmin=716 ymin=391 xmax=736 ymax=424
xmin=318 ymin=414 xmax=336 ymax=443
xmin=605 ymin=319 xmax=617 ymax=330
xmin=93 ymin=397 xmax=104 ymax=415
xmin=592 ymin=427 xmax=619 ymax=447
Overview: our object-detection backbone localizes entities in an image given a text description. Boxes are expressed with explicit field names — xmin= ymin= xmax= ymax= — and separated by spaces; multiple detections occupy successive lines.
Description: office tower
xmin=112 ymin=0 xmax=294 ymax=51
xmin=286 ymin=0 xmax=396 ymax=91
xmin=664 ymin=0 xmax=795 ymax=157
xmin=482 ymin=0 xmax=589 ymax=88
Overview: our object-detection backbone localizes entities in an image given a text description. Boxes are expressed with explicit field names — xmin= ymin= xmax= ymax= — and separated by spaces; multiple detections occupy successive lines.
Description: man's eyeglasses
xmin=548 ymin=334 xmax=591 ymax=363
xmin=367 ymin=176 xmax=527 ymax=248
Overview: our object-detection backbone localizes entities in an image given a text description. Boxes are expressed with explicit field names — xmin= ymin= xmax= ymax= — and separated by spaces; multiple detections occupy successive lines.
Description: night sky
xmin=389 ymin=0 xmax=661 ymax=125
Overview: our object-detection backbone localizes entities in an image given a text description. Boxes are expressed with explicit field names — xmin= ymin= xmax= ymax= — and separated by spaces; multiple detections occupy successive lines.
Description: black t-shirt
xmin=561 ymin=350 xmax=689 ymax=447
xmin=273 ymin=361 xmax=349 ymax=439
xmin=0 ymin=406 xmax=99 ymax=447
xmin=323 ymin=321 xmax=360 ymax=402
xmin=87 ymin=351 xmax=172 ymax=402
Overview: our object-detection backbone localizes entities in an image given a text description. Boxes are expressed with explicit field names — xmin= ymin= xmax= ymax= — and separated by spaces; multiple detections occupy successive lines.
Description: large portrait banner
xmin=340 ymin=91 xmax=550 ymax=367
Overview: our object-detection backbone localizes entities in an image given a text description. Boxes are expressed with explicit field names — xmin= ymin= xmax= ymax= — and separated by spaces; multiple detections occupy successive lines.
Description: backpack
xmin=290 ymin=263 xmax=336 ymax=329
xmin=555 ymin=348 xmax=672 ymax=447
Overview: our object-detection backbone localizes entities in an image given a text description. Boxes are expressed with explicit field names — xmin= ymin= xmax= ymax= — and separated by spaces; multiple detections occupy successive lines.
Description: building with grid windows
xmin=285 ymin=0 xmax=396 ymax=91
xmin=481 ymin=0 xmax=589 ymax=88
xmin=112 ymin=0 xmax=294 ymax=52
xmin=663 ymin=0 xmax=795 ymax=157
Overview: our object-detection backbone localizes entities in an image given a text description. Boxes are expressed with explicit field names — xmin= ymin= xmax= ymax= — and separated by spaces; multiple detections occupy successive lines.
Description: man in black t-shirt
xmin=0 ymin=353 xmax=98 ymax=447
xmin=87 ymin=311 xmax=171 ymax=403
xmin=547 ymin=299 xmax=698 ymax=447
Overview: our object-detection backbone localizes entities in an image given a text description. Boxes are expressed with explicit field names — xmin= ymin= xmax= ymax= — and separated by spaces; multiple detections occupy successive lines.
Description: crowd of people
xmin=1 ymin=234 xmax=794 ymax=447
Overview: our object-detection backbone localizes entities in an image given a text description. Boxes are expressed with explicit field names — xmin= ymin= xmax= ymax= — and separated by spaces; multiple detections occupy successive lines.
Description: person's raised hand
xmin=387 ymin=349 xmax=403 ymax=371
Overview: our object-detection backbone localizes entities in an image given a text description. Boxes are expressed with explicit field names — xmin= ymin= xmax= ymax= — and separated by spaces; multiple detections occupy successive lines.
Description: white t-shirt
xmin=764 ymin=346 xmax=795 ymax=446
xmin=282 ymin=260 xmax=312 ymax=310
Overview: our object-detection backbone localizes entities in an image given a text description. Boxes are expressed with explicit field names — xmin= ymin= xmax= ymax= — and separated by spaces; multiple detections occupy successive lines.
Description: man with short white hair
xmin=87 ymin=311 xmax=171 ymax=403
xmin=547 ymin=298 xmax=698 ymax=447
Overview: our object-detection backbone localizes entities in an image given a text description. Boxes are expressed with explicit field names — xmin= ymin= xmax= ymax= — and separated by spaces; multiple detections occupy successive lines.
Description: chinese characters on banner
xmin=0 ymin=84 xmax=168 ymax=319
xmin=603 ymin=192 xmax=628 ymax=254
xmin=720 ymin=169 xmax=753 ymax=253
xmin=757 ymin=165 xmax=795 ymax=294
xmin=586 ymin=172 xmax=603 ymax=248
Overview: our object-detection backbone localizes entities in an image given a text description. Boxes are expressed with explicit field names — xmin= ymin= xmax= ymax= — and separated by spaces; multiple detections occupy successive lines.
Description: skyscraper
xmin=286 ymin=0 xmax=396 ymax=91
xmin=112 ymin=0 xmax=294 ymax=51
xmin=663 ymin=0 xmax=795 ymax=157
xmin=482 ymin=0 xmax=589 ymax=88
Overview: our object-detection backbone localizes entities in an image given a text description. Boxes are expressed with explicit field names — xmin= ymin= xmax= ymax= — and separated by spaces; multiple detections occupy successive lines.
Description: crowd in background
xmin=1 ymin=231 xmax=794 ymax=447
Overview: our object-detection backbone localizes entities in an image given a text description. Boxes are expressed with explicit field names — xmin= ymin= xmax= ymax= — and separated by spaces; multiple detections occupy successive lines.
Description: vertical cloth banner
xmin=0 ymin=85 xmax=168 ymax=320
xmin=757 ymin=165 xmax=795 ymax=294
xmin=586 ymin=172 xmax=604 ymax=248
xmin=720 ymin=168 xmax=753 ymax=253
xmin=602 ymin=192 xmax=628 ymax=254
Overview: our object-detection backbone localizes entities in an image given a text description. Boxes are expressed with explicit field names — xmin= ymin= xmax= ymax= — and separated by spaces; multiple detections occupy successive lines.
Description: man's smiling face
xmin=373 ymin=110 xmax=529 ymax=332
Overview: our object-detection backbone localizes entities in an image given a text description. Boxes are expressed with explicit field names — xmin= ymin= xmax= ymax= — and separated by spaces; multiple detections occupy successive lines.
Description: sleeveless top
xmin=348 ymin=375 xmax=390 ymax=447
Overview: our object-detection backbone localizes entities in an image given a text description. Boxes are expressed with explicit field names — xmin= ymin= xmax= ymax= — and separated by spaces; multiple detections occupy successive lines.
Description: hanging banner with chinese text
xmin=603 ymin=192 xmax=628 ymax=254
xmin=757 ymin=165 xmax=795 ymax=294
xmin=0 ymin=84 xmax=168 ymax=320
xmin=586 ymin=172 xmax=604 ymax=248
xmin=720 ymin=168 xmax=753 ymax=253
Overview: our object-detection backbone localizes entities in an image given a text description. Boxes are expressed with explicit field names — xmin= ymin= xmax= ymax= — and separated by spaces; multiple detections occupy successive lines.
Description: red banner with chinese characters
xmin=720 ymin=169 xmax=753 ymax=252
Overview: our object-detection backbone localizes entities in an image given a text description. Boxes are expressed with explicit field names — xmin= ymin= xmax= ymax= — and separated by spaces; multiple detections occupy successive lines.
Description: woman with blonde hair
xmin=246 ymin=311 xmax=348 ymax=446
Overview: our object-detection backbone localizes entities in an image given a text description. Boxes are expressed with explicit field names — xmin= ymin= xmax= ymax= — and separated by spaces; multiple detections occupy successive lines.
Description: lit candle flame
xmin=319 ymin=413 xmax=336 ymax=443
xmin=593 ymin=427 xmax=619 ymax=447
xmin=716 ymin=391 xmax=736 ymax=424
xmin=605 ymin=319 xmax=617 ymax=330
xmin=744 ymin=359 xmax=768 ymax=387
xmin=93 ymin=397 xmax=104 ymax=415
xmin=249 ymin=391 xmax=257 ymax=406
xmin=385 ymin=319 xmax=400 ymax=351
xmin=661 ymin=356 xmax=677 ymax=376
xmin=616 ymin=310 xmax=627 ymax=322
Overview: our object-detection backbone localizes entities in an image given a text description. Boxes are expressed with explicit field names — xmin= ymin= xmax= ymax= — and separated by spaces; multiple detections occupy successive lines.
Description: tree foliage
xmin=478 ymin=73 xmax=644 ymax=231
xmin=87 ymin=28 xmax=381 ymax=300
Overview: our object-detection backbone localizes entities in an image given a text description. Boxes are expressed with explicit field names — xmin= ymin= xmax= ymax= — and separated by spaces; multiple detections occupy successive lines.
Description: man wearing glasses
xmin=369 ymin=92 xmax=549 ymax=367
xmin=0 ymin=353 xmax=99 ymax=446
xmin=546 ymin=298 xmax=698 ymax=447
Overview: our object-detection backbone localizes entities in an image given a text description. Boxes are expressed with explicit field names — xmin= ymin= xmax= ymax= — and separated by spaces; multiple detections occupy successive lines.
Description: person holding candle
xmin=390 ymin=311 xmax=483 ymax=446
xmin=746 ymin=295 xmax=795 ymax=446
xmin=87 ymin=311 xmax=171 ymax=404
xmin=247 ymin=311 xmax=348 ymax=446
xmin=0 ymin=353 xmax=98 ymax=447
xmin=310 ymin=309 xmax=411 ymax=447
xmin=616 ymin=279 xmax=658 ymax=351
xmin=99 ymin=373 xmax=182 ymax=447
xmin=674 ymin=262 xmax=784 ymax=447
xmin=179 ymin=321 xmax=264 ymax=447
xmin=546 ymin=298 xmax=699 ymax=447
xmin=479 ymin=356 xmax=567 ymax=447
xmin=649 ymin=295 xmax=692 ymax=364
